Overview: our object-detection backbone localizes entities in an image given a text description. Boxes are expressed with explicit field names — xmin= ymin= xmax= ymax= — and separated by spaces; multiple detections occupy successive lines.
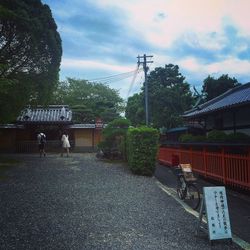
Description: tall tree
xmin=201 ymin=74 xmax=240 ymax=101
xmin=53 ymin=78 xmax=124 ymax=123
xmin=0 ymin=0 xmax=62 ymax=122
xmin=126 ymin=64 xmax=193 ymax=129
xmin=125 ymin=93 xmax=145 ymax=126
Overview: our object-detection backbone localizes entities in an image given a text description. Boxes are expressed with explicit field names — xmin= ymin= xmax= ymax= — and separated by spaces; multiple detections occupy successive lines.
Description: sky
xmin=42 ymin=0 xmax=250 ymax=99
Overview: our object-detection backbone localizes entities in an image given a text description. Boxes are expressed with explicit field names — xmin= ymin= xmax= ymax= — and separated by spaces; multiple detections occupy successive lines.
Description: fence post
xmin=222 ymin=147 xmax=226 ymax=185
xmin=190 ymin=146 xmax=193 ymax=166
xmin=203 ymin=147 xmax=207 ymax=177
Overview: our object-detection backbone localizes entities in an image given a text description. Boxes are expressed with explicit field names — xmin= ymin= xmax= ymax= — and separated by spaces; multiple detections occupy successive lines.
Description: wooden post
xmin=222 ymin=147 xmax=226 ymax=185
xmin=203 ymin=147 xmax=207 ymax=177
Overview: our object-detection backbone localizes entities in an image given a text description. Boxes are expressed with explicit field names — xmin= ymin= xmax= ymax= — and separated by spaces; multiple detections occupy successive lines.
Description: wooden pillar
xmin=222 ymin=147 xmax=226 ymax=185
xmin=233 ymin=109 xmax=236 ymax=134
xmin=203 ymin=147 xmax=207 ymax=177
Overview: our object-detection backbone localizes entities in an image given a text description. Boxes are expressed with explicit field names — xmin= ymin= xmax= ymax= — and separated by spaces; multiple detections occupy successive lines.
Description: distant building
xmin=183 ymin=82 xmax=250 ymax=135
xmin=0 ymin=105 xmax=103 ymax=153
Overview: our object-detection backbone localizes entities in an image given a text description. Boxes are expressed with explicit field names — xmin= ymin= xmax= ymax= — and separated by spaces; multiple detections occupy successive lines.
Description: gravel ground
xmin=0 ymin=153 xmax=242 ymax=250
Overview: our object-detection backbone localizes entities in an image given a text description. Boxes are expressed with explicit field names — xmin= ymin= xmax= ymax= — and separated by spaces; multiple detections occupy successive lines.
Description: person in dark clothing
xmin=37 ymin=132 xmax=46 ymax=157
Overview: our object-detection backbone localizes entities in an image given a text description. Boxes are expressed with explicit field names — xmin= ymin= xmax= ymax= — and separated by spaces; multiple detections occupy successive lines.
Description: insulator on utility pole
xmin=137 ymin=54 xmax=153 ymax=126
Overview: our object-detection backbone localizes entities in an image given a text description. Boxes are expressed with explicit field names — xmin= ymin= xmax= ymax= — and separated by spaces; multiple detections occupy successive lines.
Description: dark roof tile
xmin=183 ymin=83 xmax=250 ymax=118
xmin=17 ymin=105 xmax=72 ymax=123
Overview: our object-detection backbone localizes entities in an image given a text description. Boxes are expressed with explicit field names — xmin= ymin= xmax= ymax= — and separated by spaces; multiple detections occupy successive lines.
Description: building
xmin=158 ymin=83 xmax=250 ymax=191
xmin=183 ymin=82 xmax=250 ymax=135
xmin=0 ymin=105 xmax=102 ymax=153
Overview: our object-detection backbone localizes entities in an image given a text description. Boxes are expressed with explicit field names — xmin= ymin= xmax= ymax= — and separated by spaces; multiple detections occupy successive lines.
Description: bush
xmin=179 ymin=134 xmax=207 ymax=143
xmin=225 ymin=132 xmax=250 ymax=143
xmin=179 ymin=134 xmax=194 ymax=142
xmin=192 ymin=135 xmax=207 ymax=142
xmin=126 ymin=126 xmax=159 ymax=176
xmin=178 ymin=130 xmax=250 ymax=144
xmin=207 ymin=130 xmax=227 ymax=142
xmin=98 ymin=118 xmax=131 ymax=159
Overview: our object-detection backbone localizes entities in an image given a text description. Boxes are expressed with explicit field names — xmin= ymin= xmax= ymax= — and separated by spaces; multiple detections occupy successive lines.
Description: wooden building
xmin=0 ymin=105 xmax=102 ymax=153
xmin=158 ymin=83 xmax=250 ymax=191
xmin=183 ymin=82 xmax=250 ymax=135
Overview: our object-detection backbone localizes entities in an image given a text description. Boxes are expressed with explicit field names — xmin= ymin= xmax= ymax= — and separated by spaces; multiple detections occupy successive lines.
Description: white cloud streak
xmin=61 ymin=58 xmax=134 ymax=73
xmin=43 ymin=0 xmax=250 ymax=98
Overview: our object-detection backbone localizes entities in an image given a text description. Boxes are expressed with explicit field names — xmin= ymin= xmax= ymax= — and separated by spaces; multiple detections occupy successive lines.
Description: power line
xmin=102 ymin=69 xmax=142 ymax=84
xmin=87 ymin=70 xmax=138 ymax=82
xmin=126 ymin=65 xmax=141 ymax=100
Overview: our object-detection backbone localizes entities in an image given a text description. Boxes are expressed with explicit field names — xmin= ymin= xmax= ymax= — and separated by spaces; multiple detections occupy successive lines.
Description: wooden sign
xmin=197 ymin=186 xmax=232 ymax=243
xmin=95 ymin=118 xmax=103 ymax=130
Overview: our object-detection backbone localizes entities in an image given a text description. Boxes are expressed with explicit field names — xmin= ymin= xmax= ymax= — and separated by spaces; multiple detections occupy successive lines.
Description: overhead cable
xmin=88 ymin=70 xmax=139 ymax=82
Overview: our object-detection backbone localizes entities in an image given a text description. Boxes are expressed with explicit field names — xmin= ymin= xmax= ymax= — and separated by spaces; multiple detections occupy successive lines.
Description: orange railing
xmin=158 ymin=144 xmax=250 ymax=191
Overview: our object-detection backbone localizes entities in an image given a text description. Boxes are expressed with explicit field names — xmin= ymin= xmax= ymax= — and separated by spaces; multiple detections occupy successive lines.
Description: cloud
xmin=61 ymin=58 xmax=134 ymax=73
xmin=178 ymin=56 xmax=250 ymax=86
xmin=42 ymin=0 xmax=250 ymax=98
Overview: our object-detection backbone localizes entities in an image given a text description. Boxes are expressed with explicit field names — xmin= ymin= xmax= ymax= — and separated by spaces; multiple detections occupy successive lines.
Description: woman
xmin=61 ymin=132 xmax=70 ymax=157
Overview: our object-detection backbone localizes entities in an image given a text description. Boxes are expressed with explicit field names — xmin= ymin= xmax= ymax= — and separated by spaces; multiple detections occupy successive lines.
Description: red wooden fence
xmin=158 ymin=145 xmax=250 ymax=191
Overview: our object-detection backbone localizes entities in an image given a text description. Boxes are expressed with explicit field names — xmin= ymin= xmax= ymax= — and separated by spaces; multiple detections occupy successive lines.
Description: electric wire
xmin=126 ymin=65 xmax=141 ymax=100
xmin=87 ymin=70 xmax=138 ymax=82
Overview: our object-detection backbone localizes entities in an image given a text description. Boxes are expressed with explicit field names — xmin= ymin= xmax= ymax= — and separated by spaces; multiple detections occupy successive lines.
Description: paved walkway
xmin=155 ymin=164 xmax=250 ymax=250
xmin=0 ymin=153 xmax=243 ymax=249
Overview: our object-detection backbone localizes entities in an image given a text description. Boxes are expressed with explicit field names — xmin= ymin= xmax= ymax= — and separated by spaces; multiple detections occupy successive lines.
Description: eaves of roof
xmin=183 ymin=82 xmax=250 ymax=118
xmin=17 ymin=105 xmax=72 ymax=124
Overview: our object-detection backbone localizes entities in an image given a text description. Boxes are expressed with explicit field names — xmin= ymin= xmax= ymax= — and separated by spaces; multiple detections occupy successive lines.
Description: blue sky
xmin=42 ymin=0 xmax=250 ymax=99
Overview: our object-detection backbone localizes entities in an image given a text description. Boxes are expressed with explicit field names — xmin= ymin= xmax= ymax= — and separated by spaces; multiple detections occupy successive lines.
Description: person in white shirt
xmin=61 ymin=131 xmax=70 ymax=157
xmin=37 ymin=132 xmax=46 ymax=157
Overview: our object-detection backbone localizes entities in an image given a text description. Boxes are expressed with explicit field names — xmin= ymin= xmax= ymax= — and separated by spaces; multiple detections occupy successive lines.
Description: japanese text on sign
xmin=203 ymin=186 xmax=232 ymax=241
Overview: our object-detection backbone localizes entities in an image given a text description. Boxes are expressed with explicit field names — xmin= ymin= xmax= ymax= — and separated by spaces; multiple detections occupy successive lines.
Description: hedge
xmin=179 ymin=130 xmax=250 ymax=143
xmin=126 ymin=126 xmax=159 ymax=176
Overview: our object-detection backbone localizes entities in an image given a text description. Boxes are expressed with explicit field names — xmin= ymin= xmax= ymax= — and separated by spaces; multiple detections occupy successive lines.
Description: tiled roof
xmin=183 ymin=83 xmax=250 ymax=118
xmin=17 ymin=105 xmax=72 ymax=124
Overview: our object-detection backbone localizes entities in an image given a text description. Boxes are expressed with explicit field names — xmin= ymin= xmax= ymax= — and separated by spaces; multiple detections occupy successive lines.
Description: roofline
xmin=183 ymin=82 xmax=250 ymax=118
xmin=183 ymin=101 xmax=250 ymax=118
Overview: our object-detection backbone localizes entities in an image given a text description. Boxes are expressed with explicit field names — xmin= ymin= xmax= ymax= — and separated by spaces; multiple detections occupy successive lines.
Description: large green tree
xmin=0 ymin=0 xmax=62 ymax=122
xmin=126 ymin=64 xmax=194 ymax=129
xmin=201 ymin=74 xmax=240 ymax=101
xmin=125 ymin=93 xmax=145 ymax=126
xmin=53 ymin=78 xmax=124 ymax=123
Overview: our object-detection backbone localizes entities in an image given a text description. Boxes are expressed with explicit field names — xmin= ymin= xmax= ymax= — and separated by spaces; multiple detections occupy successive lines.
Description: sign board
xmin=95 ymin=118 xmax=103 ymax=130
xmin=198 ymin=186 xmax=232 ymax=241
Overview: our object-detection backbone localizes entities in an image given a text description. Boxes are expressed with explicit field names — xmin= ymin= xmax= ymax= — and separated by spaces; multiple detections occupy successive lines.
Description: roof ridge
xmin=185 ymin=82 xmax=250 ymax=115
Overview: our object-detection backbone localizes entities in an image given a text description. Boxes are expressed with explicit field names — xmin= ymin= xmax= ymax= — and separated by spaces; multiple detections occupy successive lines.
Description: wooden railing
xmin=158 ymin=143 xmax=250 ymax=191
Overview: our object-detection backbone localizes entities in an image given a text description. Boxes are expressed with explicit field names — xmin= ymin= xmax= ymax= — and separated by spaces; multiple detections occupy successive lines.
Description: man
xmin=37 ymin=132 xmax=46 ymax=157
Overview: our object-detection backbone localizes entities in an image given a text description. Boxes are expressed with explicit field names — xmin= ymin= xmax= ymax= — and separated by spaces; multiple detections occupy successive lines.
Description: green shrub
xmin=98 ymin=118 xmax=131 ymax=159
xmin=179 ymin=134 xmax=194 ymax=142
xmin=126 ymin=126 xmax=159 ymax=176
xmin=225 ymin=132 xmax=250 ymax=143
xmin=179 ymin=134 xmax=207 ymax=143
xmin=179 ymin=130 xmax=250 ymax=144
xmin=207 ymin=130 xmax=227 ymax=142
xmin=192 ymin=135 xmax=207 ymax=142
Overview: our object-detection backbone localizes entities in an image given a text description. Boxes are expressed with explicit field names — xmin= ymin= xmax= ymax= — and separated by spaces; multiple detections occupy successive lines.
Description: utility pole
xmin=137 ymin=54 xmax=153 ymax=126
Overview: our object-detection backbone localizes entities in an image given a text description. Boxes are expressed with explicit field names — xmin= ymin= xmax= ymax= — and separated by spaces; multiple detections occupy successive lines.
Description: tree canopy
xmin=0 ymin=0 xmax=62 ymax=122
xmin=125 ymin=93 xmax=145 ymax=126
xmin=126 ymin=64 xmax=193 ymax=129
xmin=53 ymin=78 xmax=124 ymax=123
xmin=201 ymin=74 xmax=240 ymax=101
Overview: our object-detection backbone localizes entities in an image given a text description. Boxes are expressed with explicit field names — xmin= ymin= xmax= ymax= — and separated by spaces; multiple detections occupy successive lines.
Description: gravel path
xmin=0 ymin=153 xmax=242 ymax=250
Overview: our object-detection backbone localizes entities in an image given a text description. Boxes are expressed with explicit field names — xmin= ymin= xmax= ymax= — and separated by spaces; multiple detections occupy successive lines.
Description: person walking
xmin=37 ymin=132 xmax=46 ymax=157
xmin=61 ymin=131 xmax=70 ymax=157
